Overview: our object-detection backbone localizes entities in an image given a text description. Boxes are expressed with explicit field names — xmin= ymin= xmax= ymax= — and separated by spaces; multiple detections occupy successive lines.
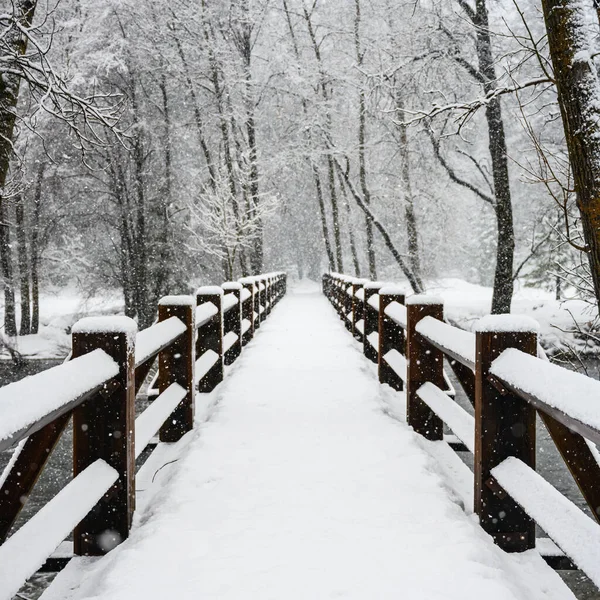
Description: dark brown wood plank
xmin=0 ymin=412 xmax=70 ymax=542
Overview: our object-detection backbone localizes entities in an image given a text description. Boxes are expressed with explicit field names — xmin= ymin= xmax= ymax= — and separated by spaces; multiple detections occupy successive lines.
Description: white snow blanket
xmin=44 ymin=281 xmax=572 ymax=600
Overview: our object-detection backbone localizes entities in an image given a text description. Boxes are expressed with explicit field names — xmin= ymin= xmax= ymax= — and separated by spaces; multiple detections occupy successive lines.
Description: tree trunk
xmin=541 ymin=0 xmax=600 ymax=314
xmin=339 ymin=173 xmax=361 ymax=276
xmin=337 ymin=160 xmax=423 ymax=292
xmin=314 ymin=165 xmax=335 ymax=270
xmin=354 ymin=0 xmax=377 ymax=280
xmin=303 ymin=5 xmax=344 ymax=272
xmin=396 ymin=94 xmax=422 ymax=282
xmin=171 ymin=26 xmax=217 ymax=190
xmin=283 ymin=0 xmax=336 ymax=271
xmin=473 ymin=0 xmax=514 ymax=314
xmin=15 ymin=193 xmax=30 ymax=335
xmin=29 ymin=164 xmax=43 ymax=334
xmin=0 ymin=1 xmax=37 ymax=337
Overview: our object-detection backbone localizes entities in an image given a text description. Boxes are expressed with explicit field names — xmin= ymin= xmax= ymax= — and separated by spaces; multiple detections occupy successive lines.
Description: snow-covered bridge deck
xmin=44 ymin=281 xmax=571 ymax=600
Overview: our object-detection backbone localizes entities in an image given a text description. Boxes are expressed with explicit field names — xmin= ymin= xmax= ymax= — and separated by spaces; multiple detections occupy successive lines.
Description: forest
xmin=1 ymin=0 xmax=599 ymax=350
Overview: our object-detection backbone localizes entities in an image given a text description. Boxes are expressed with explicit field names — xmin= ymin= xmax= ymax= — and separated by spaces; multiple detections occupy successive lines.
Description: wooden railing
xmin=0 ymin=272 xmax=286 ymax=599
xmin=324 ymin=272 xmax=600 ymax=587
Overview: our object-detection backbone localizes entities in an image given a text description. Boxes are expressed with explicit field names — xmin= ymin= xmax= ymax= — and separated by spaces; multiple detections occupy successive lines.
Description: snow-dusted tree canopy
xmin=1 ymin=0 xmax=599 ymax=340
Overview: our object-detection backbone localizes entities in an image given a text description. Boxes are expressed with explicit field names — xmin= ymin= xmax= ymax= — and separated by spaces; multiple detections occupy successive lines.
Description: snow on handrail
xmin=135 ymin=383 xmax=186 ymax=458
xmin=490 ymin=348 xmax=600 ymax=443
xmin=416 ymin=317 xmax=476 ymax=370
xmin=223 ymin=293 xmax=238 ymax=313
xmin=417 ymin=383 xmax=474 ymax=453
xmin=0 ymin=459 xmax=118 ymax=600
xmin=367 ymin=294 xmax=379 ymax=312
xmin=134 ymin=317 xmax=186 ymax=368
xmin=384 ymin=301 xmax=407 ymax=329
xmin=223 ymin=332 xmax=238 ymax=354
xmin=195 ymin=350 xmax=220 ymax=386
xmin=492 ymin=457 xmax=600 ymax=588
xmin=196 ymin=302 xmax=218 ymax=329
xmin=0 ymin=350 xmax=119 ymax=451
xmin=240 ymin=288 xmax=252 ymax=303
xmin=367 ymin=332 xmax=379 ymax=352
xmin=383 ymin=350 xmax=407 ymax=382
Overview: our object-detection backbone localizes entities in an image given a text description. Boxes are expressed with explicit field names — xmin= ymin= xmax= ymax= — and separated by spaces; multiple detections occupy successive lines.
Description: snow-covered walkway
xmin=46 ymin=281 xmax=573 ymax=600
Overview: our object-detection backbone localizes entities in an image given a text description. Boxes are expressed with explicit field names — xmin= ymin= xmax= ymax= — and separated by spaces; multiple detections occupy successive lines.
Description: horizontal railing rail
xmin=0 ymin=272 xmax=286 ymax=600
xmin=323 ymin=272 xmax=600 ymax=585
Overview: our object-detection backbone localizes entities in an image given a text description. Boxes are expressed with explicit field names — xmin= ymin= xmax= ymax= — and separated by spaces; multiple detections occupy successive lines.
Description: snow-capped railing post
xmin=260 ymin=277 xmax=268 ymax=324
xmin=269 ymin=275 xmax=276 ymax=314
xmin=252 ymin=277 xmax=262 ymax=331
xmin=239 ymin=278 xmax=255 ymax=343
xmin=351 ymin=279 xmax=363 ymax=339
xmin=196 ymin=287 xmax=224 ymax=393
xmin=222 ymin=282 xmax=243 ymax=364
xmin=474 ymin=316 xmax=538 ymax=552
xmin=334 ymin=276 xmax=344 ymax=318
xmin=406 ymin=297 xmax=444 ymax=441
xmin=71 ymin=316 xmax=138 ymax=556
xmin=378 ymin=286 xmax=406 ymax=391
xmin=363 ymin=282 xmax=383 ymax=363
xmin=157 ymin=296 xmax=195 ymax=442
xmin=343 ymin=277 xmax=354 ymax=333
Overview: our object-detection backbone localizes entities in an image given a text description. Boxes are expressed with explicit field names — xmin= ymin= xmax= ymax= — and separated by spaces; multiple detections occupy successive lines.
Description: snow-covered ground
xmin=1 ymin=289 xmax=123 ymax=359
xmin=43 ymin=280 xmax=573 ymax=600
xmin=2 ymin=278 xmax=596 ymax=360
xmin=427 ymin=278 xmax=597 ymax=356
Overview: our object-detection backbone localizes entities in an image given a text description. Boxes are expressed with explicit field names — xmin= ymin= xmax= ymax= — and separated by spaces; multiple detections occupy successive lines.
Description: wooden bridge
xmin=0 ymin=273 xmax=599 ymax=599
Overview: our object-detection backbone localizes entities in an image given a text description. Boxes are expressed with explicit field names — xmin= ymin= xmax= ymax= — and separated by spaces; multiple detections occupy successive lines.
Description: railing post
xmin=71 ymin=316 xmax=137 ymax=555
xmin=253 ymin=277 xmax=262 ymax=329
xmin=259 ymin=277 xmax=267 ymax=322
xmin=222 ymin=282 xmax=243 ymax=364
xmin=351 ymin=279 xmax=365 ymax=339
xmin=363 ymin=282 xmax=383 ymax=363
xmin=267 ymin=275 xmax=274 ymax=315
xmin=158 ymin=296 xmax=195 ymax=441
xmin=239 ymin=277 xmax=255 ymax=343
xmin=474 ymin=316 xmax=538 ymax=552
xmin=406 ymin=296 xmax=444 ymax=440
xmin=343 ymin=277 xmax=355 ymax=332
xmin=378 ymin=286 xmax=406 ymax=390
xmin=196 ymin=286 xmax=224 ymax=392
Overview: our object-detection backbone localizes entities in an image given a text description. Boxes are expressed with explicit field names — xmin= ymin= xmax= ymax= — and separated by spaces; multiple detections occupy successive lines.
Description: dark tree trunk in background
xmin=542 ymin=0 xmax=600 ymax=315
xmin=171 ymin=26 xmax=217 ymax=190
xmin=283 ymin=0 xmax=336 ymax=271
xmin=339 ymin=175 xmax=361 ymax=276
xmin=303 ymin=5 xmax=343 ymax=272
xmin=328 ymin=157 xmax=343 ymax=272
xmin=472 ymin=0 xmax=515 ymax=314
xmin=0 ymin=202 xmax=16 ymax=336
xmin=396 ymin=94 xmax=422 ymax=283
xmin=354 ymin=0 xmax=377 ymax=280
xmin=29 ymin=164 xmax=44 ymax=334
xmin=0 ymin=1 xmax=37 ymax=337
xmin=314 ymin=166 xmax=335 ymax=270
xmin=15 ymin=193 xmax=30 ymax=335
